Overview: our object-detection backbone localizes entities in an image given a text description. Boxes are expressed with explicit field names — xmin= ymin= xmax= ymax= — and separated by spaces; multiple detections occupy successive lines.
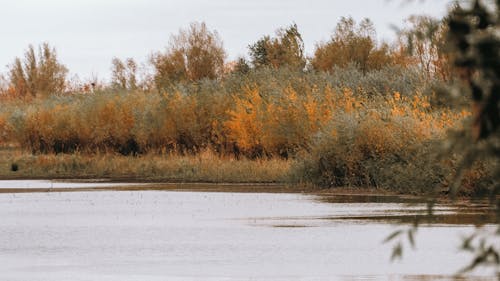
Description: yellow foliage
xmin=0 ymin=114 xmax=8 ymax=143
xmin=225 ymin=87 xmax=264 ymax=153
xmin=1 ymin=83 xmax=470 ymax=158
xmin=355 ymin=117 xmax=403 ymax=156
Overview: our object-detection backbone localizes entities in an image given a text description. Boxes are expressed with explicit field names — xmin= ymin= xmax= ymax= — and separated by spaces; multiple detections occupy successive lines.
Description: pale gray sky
xmin=0 ymin=0 xmax=451 ymax=81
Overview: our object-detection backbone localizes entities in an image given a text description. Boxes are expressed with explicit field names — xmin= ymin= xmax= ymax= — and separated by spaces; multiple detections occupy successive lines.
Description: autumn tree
xmin=151 ymin=22 xmax=226 ymax=90
xmin=8 ymin=43 xmax=68 ymax=97
xmin=111 ymin=57 xmax=138 ymax=90
xmin=0 ymin=74 xmax=9 ymax=96
xmin=311 ymin=17 xmax=394 ymax=73
xmin=248 ymin=23 xmax=306 ymax=70
xmin=232 ymin=57 xmax=251 ymax=75
xmin=399 ymin=15 xmax=452 ymax=81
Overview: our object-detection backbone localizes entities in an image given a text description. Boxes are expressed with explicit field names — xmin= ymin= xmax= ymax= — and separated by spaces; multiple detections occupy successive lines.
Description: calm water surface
xmin=0 ymin=180 xmax=496 ymax=281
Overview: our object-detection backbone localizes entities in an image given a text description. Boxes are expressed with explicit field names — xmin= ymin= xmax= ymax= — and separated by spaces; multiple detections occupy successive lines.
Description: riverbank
xmin=0 ymin=146 xmax=411 ymax=196
xmin=0 ymin=147 xmax=292 ymax=183
xmin=1 ymin=146 xmax=494 ymax=198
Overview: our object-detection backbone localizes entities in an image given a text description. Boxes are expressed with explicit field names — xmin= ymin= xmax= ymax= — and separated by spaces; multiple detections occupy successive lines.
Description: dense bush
xmin=0 ymin=66 xmax=450 ymax=157
xmin=289 ymin=91 xmax=471 ymax=192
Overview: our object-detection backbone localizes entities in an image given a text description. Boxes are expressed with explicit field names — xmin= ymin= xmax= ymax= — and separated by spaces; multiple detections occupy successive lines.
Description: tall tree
xmin=248 ymin=23 xmax=306 ymax=70
xmin=8 ymin=43 xmax=68 ymax=97
xmin=399 ymin=15 xmax=452 ymax=81
xmin=312 ymin=17 xmax=394 ymax=73
xmin=111 ymin=57 xmax=138 ymax=90
xmin=151 ymin=22 xmax=226 ymax=90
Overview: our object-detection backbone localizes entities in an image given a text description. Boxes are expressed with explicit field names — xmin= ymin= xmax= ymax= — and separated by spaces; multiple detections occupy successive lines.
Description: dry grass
xmin=0 ymin=147 xmax=292 ymax=183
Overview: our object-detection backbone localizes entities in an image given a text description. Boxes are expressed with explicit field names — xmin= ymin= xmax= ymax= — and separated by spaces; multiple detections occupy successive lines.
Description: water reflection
xmin=318 ymin=194 xmax=497 ymax=226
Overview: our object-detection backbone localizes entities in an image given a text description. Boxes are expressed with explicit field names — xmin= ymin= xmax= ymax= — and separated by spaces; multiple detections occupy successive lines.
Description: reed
xmin=0 ymin=147 xmax=291 ymax=183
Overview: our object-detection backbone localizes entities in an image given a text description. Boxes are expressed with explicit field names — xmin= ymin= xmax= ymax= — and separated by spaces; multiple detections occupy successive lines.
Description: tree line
xmin=0 ymin=15 xmax=451 ymax=98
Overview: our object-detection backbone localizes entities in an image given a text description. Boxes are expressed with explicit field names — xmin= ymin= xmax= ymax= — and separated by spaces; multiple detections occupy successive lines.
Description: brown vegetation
xmin=0 ymin=146 xmax=290 ymax=182
xmin=0 ymin=16 xmax=493 ymax=195
xmin=311 ymin=17 xmax=398 ymax=73
xmin=7 ymin=43 xmax=67 ymax=98
xmin=151 ymin=22 xmax=226 ymax=90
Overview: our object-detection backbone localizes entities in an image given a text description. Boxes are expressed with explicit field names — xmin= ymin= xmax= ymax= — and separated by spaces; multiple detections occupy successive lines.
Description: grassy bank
xmin=0 ymin=147 xmax=291 ymax=183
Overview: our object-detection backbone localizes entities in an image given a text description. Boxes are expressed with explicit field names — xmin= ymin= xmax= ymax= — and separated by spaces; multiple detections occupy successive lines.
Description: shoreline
xmin=0 ymin=179 xmax=496 ymax=225
xmin=0 ymin=178 xmax=446 ymax=200
xmin=1 ymin=179 xmax=495 ymax=224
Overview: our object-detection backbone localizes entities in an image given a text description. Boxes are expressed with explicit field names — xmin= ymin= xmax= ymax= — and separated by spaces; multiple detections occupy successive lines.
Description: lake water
xmin=0 ymin=180 xmax=497 ymax=280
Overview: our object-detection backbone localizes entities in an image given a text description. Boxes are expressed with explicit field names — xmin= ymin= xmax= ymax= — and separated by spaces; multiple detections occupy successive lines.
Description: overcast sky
xmin=0 ymin=0 xmax=451 ymax=81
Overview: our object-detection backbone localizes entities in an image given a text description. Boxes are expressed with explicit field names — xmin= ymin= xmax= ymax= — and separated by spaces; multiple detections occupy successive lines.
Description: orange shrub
xmin=3 ymin=84 xmax=469 ymax=166
xmin=225 ymin=86 xmax=266 ymax=156
xmin=225 ymin=85 xmax=336 ymax=158
xmin=0 ymin=114 xmax=9 ymax=143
